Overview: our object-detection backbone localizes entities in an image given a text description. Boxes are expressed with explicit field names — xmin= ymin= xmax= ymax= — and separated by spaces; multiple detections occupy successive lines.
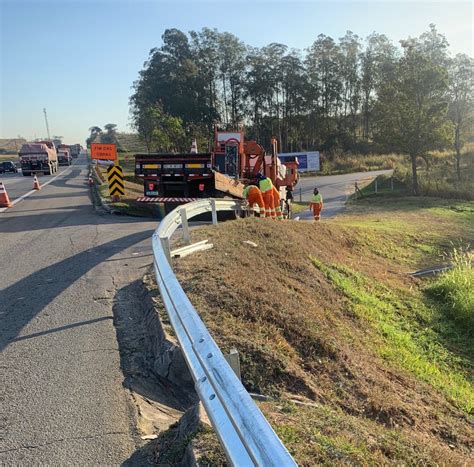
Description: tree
xmin=338 ymin=31 xmax=361 ymax=138
xmin=375 ymin=43 xmax=452 ymax=194
xmin=306 ymin=34 xmax=342 ymax=150
xmin=218 ymin=32 xmax=247 ymax=127
xmin=101 ymin=123 xmax=118 ymax=144
xmin=190 ymin=28 xmax=221 ymax=131
xmin=360 ymin=33 xmax=397 ymax=140
xmin=132 ymin=104 xmax=186 ymax=153
xmin=86 ymin=126 xmax=102 ymax=147
xmin=448 ymin=54 xmax=474 ymax=181
xmin=130 ymin=28 xmax=214 ymax=146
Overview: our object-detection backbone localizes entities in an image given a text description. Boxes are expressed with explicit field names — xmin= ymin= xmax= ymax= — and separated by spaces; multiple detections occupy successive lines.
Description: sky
xmin=1 ymin=0 xmax=472 ymax=144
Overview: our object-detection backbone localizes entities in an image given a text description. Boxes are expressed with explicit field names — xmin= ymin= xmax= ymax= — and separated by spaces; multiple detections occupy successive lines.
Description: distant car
xmin=0 ymin=161 xmax=19 ymax=173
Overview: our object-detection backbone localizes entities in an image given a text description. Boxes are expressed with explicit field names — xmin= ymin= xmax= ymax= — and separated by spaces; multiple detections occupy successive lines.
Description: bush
xmin=426 ymin=248 xmax=473 ymax=331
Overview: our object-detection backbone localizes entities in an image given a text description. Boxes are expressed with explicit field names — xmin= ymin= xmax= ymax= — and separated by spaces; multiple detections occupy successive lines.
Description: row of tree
xmin=129 ymin=25 xmax=473 ymax=192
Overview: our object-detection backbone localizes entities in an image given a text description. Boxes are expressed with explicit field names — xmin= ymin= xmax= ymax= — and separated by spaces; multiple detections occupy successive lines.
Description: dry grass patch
xmin=171 ymin=200 xmax=473 ymax=464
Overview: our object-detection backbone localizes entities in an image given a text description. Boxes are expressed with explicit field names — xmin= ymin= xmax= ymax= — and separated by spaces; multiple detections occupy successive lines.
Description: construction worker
xmin=256 ymin=173 xmax=274 ymax=218
xmin=272 ymin=186 xmax=283 ymax=220
xmin=309 ymin=187 xmax=323 ymax=221
xmin=243 ymin=184 xmax=265 ymax=217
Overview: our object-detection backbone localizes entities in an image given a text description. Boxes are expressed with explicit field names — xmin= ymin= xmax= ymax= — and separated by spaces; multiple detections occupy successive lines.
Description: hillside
xmin=0 ymin=138 xmax=27 ymax=153
xmin=172 ymin=197 xmax=473 ymax=464
xmin=89 ymin=132 xmax=148 ymax=152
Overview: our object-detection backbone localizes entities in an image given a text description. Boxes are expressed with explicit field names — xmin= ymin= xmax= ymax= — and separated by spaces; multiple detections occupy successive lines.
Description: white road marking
xmin=0 ymin=166 xmax=74 ymax=213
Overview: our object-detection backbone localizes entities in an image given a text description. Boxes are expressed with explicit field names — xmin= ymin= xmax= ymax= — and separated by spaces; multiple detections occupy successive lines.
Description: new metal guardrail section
xmin=152 ymin=199 xmax=297 ymax=466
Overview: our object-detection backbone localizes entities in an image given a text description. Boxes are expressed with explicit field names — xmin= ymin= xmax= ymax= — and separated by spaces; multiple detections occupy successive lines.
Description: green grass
xmin=353 ymin=149 xmax=474 ymax=201
xmin=320 ymin=152 xmax=405 ymax=175
xmin=290 ymin=201 xmax=309 ymax=215
xmin=311 ymin=258 xmax=474 ymax=414
xmin=266 ymin=400 xmax=440 ymax=465
xmin=426 ymin=248 xmax=473 ymax=331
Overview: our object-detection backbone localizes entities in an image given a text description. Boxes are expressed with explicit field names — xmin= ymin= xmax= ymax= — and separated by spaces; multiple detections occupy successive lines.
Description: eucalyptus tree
xmin=448 ymin=54 xmax=474 ymax=180
xmin=375 ymin=42 xmax=452 ymax=194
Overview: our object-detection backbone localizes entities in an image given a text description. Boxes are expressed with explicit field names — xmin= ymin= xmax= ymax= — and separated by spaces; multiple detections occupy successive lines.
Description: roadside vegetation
xmin=351 ymin=144 xmax=474 ymax=200
xmin=426 ymin=247 xmax=473 ymax=331
xmin=170 ymin=197 xmax=473 ymax=464
xmin=125 ymin=25 xmax=472 ymax=196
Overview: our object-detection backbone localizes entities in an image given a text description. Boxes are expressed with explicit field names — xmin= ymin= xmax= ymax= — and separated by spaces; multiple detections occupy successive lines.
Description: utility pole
xmin=43 ymin=108 xmax=51 ymax=140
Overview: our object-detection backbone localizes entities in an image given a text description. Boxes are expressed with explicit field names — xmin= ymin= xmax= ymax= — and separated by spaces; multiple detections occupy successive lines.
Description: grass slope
xmin=171 ymin=197 xmax=473 ymax=465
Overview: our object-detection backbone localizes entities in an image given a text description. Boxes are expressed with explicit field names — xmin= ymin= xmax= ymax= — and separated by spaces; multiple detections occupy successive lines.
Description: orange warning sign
xmin=91 ymin=143 xmax=117 ymax=161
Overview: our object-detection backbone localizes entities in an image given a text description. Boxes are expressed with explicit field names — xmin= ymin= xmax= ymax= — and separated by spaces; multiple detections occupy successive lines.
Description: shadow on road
xmin=0 ymin=230 xmax=153 ymax=352
xmin=0 ymin=206 xmax=152 ymax=233
xmin=10 ymin=316 xmax=113 ymax=342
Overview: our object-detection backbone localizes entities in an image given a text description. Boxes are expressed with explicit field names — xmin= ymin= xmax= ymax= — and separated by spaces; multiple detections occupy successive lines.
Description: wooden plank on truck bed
xmin=214 ymin=171 xmax=244 ymax=198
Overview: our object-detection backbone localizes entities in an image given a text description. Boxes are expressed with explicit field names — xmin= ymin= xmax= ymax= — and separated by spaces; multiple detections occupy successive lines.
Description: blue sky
xmin=1 ymin=0 xmax=472 ymax=144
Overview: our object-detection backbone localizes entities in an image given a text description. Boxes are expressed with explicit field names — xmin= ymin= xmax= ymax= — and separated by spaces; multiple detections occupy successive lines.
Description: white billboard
xmin=279 ymin=151 xmax=320 ymax=172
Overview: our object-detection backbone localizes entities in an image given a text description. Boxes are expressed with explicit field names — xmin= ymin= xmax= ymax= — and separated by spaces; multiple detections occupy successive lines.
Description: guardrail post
xmin=299 ymin=188 xmax=302 ymax=202
xmin=211 ymin=199 xmax=218 ymax=225
xmin=375 ymin=179 xmax=378 ymax=194
xmin=391 ymin=177 xmax=394 ymax=191
xmin=180 ymin=209 xmax=191 ymax=244
xmin=224 ymin=348 xmax=242 ymax=381
xmin=354 ymin=182 xmax=358 ymax=200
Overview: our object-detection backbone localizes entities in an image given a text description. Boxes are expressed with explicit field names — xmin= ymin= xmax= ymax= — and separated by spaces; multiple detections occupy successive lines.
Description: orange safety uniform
xmin=258 ymin=177 xmax=275 ymax=218
xmin=310 ymin=193 xmax=323 ymax=221
xmin=243 ymin=185 xmax=265 ymax=216
xmin=272 ymin=187 xmax=283 ymax=220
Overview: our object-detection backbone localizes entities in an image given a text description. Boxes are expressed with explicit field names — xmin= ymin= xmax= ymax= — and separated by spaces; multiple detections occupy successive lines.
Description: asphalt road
xmin=1 ymin=166 xmax=73 ymax=202
xmin=0 ymin=153 xmax=158 ymax=464
xmin=294 ymin=169 xmax=392 ymax=219
xmin=0 ymin=159 xmax=390 ymax=463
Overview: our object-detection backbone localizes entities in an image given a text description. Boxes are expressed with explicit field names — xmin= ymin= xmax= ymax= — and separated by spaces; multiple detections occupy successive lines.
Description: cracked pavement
xmin=0 ymin=154 xmax=159 ymax=464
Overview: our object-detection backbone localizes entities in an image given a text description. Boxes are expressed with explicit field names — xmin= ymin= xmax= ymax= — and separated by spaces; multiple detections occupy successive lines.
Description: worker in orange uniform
xmin=243 ymin=184 xmax=265 ymax=217
xmin=256 ymin=173 xmax=274 ymax=218
xmin=309 ymin=187 xmax=324 ymax=221
xmin=272 ymin=186 xmax=283 ymax=220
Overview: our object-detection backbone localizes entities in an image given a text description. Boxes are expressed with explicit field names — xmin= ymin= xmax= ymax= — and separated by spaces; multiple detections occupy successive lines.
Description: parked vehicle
xmin=0 ymin=161 xmax=19 ymax=173
xmin=57 ymin=145 xmax=72 ymax=166
xmin=134 ymin=130 xmax=299 ymax=213
xmin=18 ymin=142 xmax=58 ymax=176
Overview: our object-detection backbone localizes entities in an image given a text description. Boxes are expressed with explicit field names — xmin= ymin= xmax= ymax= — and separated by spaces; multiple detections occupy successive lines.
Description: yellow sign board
xmin=107 ymin=164 xmax=125 ymax=198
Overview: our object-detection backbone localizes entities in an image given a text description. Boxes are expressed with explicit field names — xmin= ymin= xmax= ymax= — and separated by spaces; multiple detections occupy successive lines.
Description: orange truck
xmin=134 ymin=130 xmax=299 ymax=213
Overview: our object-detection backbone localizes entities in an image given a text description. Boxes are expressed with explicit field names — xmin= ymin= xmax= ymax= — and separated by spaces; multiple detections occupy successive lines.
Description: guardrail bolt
xmin=209 ymin=394 xmax=216 ymax=400
xmin=207 ymin=353 xmax=213 ymax=358
xmin=199 ymin=338 xmax=205 ymax=343
xmin=200 ymin=376 xmax=207 ymax=382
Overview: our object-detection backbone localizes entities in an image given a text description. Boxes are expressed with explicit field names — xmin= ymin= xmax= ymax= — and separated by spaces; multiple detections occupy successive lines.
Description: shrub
xmin=426 ymin=248 xmax=473 ymax=331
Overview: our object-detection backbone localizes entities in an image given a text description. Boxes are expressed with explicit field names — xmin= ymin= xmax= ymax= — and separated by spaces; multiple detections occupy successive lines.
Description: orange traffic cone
xmin=33 ymin=174 xmax=41 ymax=190
xmin=0 ymin=181 xmax=13 ymax=208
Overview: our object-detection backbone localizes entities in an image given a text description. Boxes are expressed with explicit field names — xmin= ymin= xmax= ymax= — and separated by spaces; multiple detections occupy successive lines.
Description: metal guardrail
xmin=152 ymin=199 xmax=297 ymax=466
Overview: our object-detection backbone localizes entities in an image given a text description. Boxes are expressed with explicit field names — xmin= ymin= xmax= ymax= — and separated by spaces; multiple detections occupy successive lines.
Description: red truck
xmin=19 ymin=142 xmax=58 ymax=176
